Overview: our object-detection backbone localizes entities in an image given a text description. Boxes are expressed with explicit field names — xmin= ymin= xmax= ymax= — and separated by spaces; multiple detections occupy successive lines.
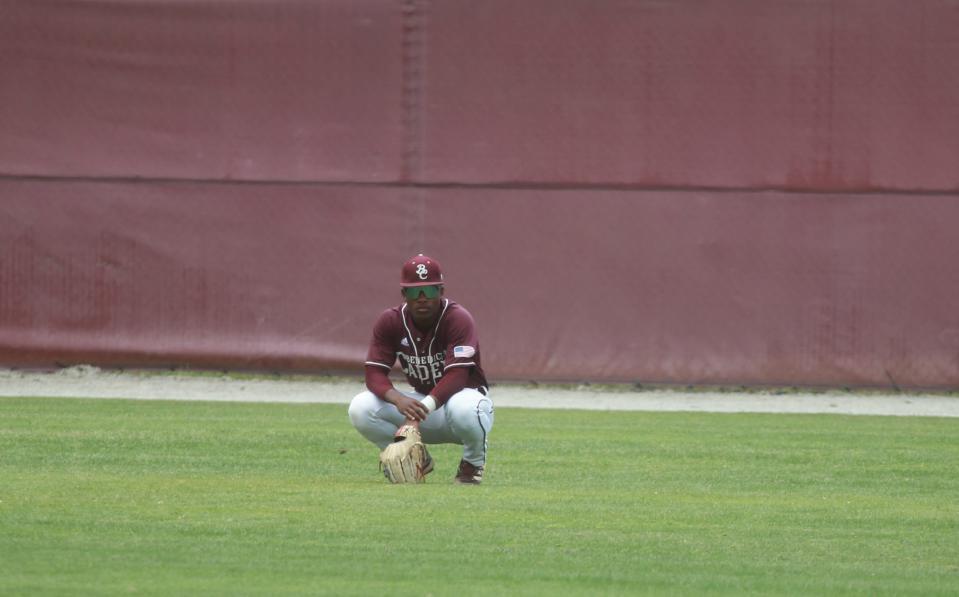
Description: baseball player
xmin=348 ymin=254 xmax=493 ymax=484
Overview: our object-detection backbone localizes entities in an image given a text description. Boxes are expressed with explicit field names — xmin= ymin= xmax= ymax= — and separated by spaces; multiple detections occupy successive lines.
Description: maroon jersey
xmin=364 ymin=299 xmax=488 ymax=395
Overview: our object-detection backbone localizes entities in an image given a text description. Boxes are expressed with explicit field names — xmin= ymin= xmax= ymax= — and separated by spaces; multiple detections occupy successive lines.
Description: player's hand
xmin=394 ymin=394 xmax=430 ymax=422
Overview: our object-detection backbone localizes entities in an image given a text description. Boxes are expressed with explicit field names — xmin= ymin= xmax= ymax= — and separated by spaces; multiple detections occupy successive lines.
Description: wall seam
xmin=400 ymin=0 xmax=427 ymax=184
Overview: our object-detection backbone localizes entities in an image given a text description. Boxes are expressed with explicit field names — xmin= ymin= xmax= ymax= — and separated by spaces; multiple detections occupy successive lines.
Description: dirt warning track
xmin=2 ymin=367 xmax=957 ymax=418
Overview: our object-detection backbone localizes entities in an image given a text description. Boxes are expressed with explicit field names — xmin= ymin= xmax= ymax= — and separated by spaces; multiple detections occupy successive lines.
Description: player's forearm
xmin=382 ymin=387 xmax=408 ymax=406
xmin=365 ymin=365 xmax=394 ymax=400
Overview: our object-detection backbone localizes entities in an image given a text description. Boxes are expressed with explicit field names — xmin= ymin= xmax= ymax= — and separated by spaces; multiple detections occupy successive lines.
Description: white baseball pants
xmin=348 ymin=387 xmax=494 ymax=467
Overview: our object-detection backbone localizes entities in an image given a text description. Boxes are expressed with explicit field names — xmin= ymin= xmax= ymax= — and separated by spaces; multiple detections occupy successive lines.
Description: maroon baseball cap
xmin=401 ymin=254 xmax=444 ymax=287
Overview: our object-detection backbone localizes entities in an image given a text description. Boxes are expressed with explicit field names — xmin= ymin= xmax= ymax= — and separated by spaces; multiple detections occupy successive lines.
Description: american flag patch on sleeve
xmin=453 ymin=345 xmax=476 ymax=358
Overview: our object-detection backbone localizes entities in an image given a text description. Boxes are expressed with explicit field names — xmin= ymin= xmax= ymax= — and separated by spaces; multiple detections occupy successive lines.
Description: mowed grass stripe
xmin=0 ymin=397 xmax=957 ymax=596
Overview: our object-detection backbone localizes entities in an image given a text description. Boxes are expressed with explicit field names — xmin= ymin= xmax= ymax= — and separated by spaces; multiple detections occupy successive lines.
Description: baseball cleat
xmin=420 ymin=451 xmax=435 ymax=477
xmin=454 ymin=459 xmax=484 ymax=484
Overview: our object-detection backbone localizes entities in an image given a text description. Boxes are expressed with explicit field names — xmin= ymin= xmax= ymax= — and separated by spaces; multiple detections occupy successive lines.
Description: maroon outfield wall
xmin=1 ymin=1 xmax=958 ymax=388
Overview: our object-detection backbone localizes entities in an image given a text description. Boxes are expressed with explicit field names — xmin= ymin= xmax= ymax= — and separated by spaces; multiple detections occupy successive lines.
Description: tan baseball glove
xmin=379 ymin=424 xmax=433 ymax=484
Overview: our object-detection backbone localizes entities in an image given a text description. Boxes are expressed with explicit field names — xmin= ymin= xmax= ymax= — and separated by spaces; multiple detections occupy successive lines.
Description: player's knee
xmin=446 ymin=391 xmax=491 ymax=435
xmin=348 ymin=390 xmax=378 ymax=429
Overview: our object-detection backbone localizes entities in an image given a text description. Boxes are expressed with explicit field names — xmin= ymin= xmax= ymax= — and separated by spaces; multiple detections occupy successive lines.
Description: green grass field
xmin=1 ymin=397 xmax=957 ymax=596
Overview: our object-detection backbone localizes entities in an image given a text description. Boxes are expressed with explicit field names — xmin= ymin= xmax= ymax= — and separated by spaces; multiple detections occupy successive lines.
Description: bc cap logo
xmin=401 ymin=254 xmax=443 ymax=287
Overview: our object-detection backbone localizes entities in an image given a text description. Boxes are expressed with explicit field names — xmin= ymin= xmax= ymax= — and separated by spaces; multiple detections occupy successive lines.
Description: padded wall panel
xmin=0 ymin=181 xmax=424 ymax=371
xmin=420 ymin=0 xmax=959 ymax=191
xmin=0 ymin=1 xmax=405 ymax=182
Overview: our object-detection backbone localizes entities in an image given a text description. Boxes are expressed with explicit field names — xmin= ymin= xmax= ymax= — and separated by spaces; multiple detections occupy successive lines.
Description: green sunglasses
xmin=403 ymin=285 xmax=442 ymax=300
